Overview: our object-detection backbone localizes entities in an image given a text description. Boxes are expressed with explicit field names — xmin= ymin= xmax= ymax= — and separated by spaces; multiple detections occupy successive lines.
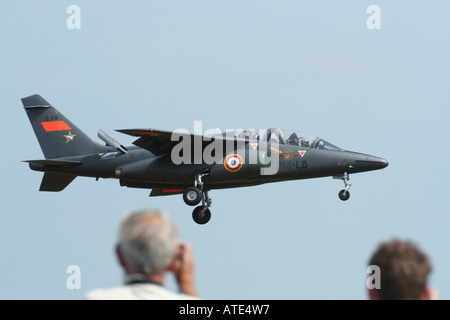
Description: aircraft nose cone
xmin=345 ymin=152 xmax=388 ymax=173
xmin=357 ymin=155 xmax=388 ymax=170
xmin=378 ymin=157 xmax=389 ymax=169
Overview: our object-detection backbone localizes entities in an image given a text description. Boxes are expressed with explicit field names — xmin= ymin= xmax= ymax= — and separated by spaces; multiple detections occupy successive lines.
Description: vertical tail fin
xmin=22 ymin=94 xmax=110 ymax=159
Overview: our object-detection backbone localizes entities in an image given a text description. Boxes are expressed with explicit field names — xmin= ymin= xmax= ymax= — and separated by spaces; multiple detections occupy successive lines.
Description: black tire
xmin=183 ymin=187 xmax=202 ymax=206
xmin=192 ymin=206 xmax=211 ymax=225
xmin=338 ymin=189 xmax=350 ymax=201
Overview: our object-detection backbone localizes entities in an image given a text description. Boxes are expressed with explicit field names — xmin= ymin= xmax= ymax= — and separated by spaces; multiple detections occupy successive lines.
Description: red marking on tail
xmin=41 ymin=121 xmax=72 ymax=132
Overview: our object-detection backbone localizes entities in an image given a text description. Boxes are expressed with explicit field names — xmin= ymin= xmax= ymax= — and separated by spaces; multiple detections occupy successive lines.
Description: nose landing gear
xmin=334 ymin=172 xmax=351 ymax=201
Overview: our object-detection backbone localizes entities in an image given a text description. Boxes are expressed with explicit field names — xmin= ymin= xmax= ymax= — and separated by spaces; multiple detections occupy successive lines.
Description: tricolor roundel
xmin=224 ymin=154 xmax=243 ymax=172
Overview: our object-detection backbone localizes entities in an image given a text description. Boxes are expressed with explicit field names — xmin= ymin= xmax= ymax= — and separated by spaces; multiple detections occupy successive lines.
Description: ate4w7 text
xmin=179 ymin=304 xmax=270 ymax=317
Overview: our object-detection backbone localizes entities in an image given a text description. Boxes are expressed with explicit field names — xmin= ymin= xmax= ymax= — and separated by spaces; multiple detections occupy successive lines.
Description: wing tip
xmin=116 ymin=129 xmax=159 ymax=136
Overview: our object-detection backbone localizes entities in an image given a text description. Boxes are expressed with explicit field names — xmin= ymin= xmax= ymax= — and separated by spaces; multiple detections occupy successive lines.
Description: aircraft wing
xmin=117 ymin=128 xmax=245 ymax=156
xmin=116 ymin=129 xmax=180 ymax=155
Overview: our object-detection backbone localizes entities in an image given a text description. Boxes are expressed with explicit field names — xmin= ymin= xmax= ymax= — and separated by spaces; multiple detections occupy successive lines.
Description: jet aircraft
xmin=22 ymin=94 xmax=388 ymax=224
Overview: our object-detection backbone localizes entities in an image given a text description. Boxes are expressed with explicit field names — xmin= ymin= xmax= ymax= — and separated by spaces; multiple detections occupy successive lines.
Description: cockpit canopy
xmin=231 ymin=128 xmax=342 ymax=151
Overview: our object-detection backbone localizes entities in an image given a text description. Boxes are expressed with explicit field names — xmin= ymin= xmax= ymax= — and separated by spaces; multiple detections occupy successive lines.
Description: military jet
xmin=22 ymin=94 xmax=388 ymax=224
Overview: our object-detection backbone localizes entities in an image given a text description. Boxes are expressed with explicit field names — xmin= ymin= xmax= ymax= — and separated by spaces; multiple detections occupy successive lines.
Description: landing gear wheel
xmin=334 ymin=172 xmax=352 ymax=201
xmin=338 ymin=189 xmax=350 ymax=201
xmin=183 ymin=187 xmax=202 ymax=206
xmin=192 ymin=206 xmax=211 ymax=225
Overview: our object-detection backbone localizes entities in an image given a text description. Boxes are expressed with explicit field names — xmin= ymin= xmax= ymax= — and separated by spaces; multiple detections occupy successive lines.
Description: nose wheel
xmin=334 ymin=172 xmax=351 ymax=201
xmin=338 ymin=189 xmax=350 ymax=201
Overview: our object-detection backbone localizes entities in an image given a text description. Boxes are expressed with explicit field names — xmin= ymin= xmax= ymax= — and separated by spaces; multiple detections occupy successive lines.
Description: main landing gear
xmin=334 ymin=172 xmax=352 ymax=201
xmin=182 ymin=172 xmax=212 ymax=224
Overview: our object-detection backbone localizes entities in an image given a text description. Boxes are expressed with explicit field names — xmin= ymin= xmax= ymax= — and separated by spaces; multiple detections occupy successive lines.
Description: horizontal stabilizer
xmin=150 ymin=189 xmax=183 ymax=197
xmin=24 ymin=159 xmax=82 ymax=167
xmin=39 ymin=172 xmax=77 ymax=191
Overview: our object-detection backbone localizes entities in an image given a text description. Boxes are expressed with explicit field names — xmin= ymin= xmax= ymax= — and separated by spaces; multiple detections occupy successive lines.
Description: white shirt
xmin=85 ymin=283 xmax=198 ymax=300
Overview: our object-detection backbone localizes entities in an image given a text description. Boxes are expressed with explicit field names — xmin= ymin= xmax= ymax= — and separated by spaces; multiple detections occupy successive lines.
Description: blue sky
xmin=1 ymin=1 xmax=449 ymax=299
